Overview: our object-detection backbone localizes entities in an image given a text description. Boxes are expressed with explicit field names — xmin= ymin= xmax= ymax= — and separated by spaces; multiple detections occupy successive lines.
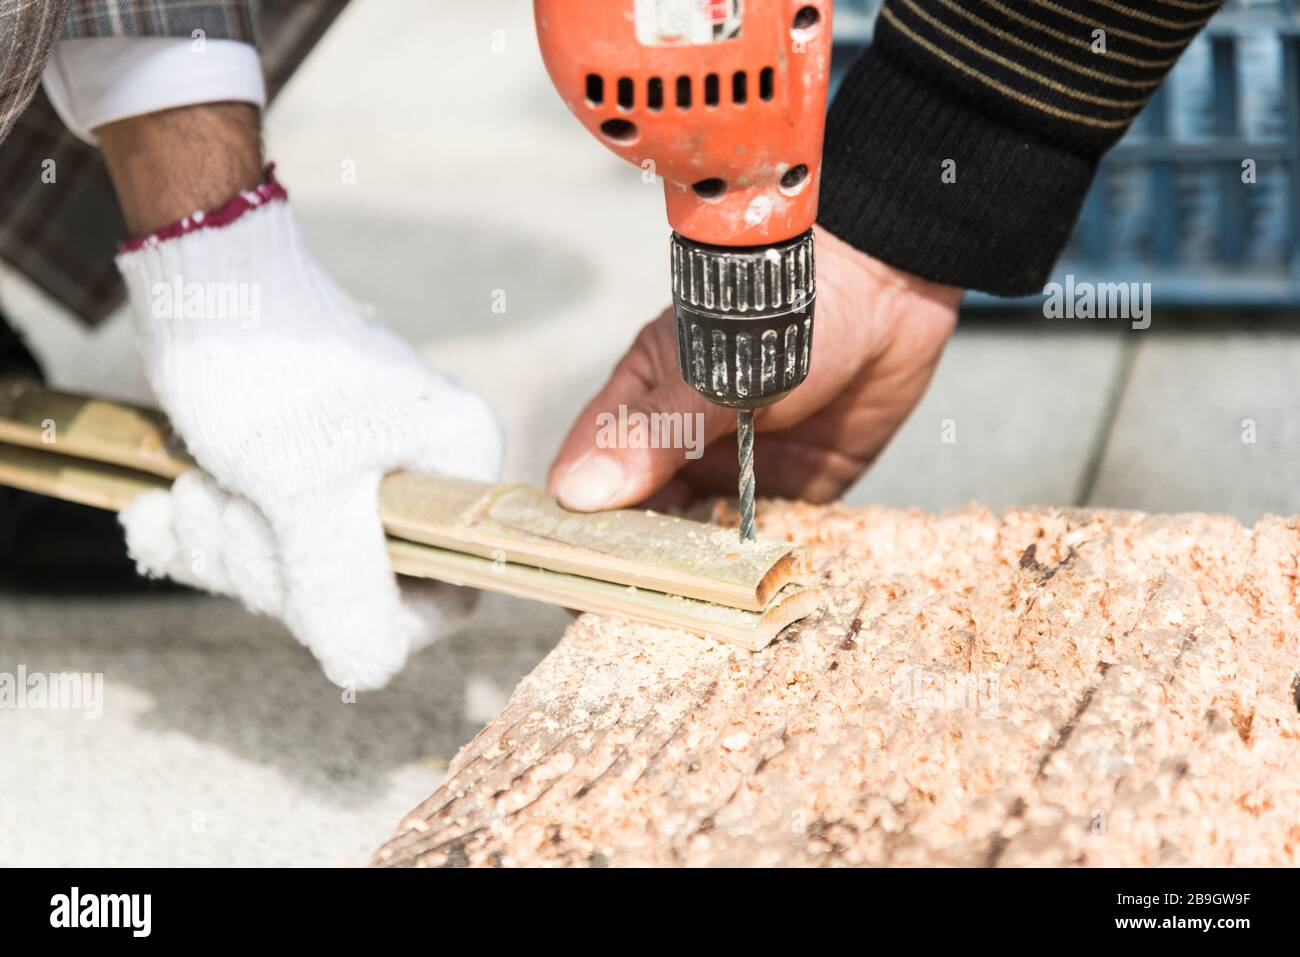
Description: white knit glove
xmin=121 ymin=469 xmax=478 ymax=650
xmin=115 ymin=193 xmax=503 ymax=690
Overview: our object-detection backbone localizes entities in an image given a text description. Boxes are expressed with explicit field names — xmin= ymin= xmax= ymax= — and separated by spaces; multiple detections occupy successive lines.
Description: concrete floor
xmin=1 ymin=0 xmax=1296 ymax=865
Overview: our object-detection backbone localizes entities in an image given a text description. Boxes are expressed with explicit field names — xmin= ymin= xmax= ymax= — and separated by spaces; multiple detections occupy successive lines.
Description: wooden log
xmin=0 ymin=381 xmax=813 ymax=618
xmin=371 ymin=500 xmax=1300 ymax=867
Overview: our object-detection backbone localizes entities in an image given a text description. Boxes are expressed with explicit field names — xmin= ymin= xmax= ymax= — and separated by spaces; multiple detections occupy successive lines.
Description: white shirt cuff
xmin=42 ymin=37 xmax=266 ymax=146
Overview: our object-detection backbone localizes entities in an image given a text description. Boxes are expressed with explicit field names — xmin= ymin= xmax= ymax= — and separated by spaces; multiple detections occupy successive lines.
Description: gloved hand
xmin=115 ymin=183 xmax=503 ymax=690
xmin=121 ymin=469 xmax=479 ymax=653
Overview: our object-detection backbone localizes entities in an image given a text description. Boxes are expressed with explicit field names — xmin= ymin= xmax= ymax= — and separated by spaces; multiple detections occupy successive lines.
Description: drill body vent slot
xmin=582 ymin=67 xmax=775 ymax=115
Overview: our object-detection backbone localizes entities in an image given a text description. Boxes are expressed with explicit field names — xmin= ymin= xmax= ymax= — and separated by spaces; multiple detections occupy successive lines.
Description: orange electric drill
xmin=535 ymin=0 xmax=832 ymax=540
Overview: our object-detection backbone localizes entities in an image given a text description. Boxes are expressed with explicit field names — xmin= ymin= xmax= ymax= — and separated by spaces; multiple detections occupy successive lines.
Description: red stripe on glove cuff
xmin=119 ymin=164 xmax=288 ymax=253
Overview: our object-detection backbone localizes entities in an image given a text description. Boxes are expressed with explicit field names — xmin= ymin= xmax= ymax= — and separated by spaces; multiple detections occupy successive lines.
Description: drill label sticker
xmin=635 ymin=0 xmax=743 ymax=47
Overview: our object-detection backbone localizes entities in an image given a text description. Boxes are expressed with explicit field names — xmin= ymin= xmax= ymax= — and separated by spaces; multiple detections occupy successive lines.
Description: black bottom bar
xmin=0 ymin=867 xmax=1285 ymax=943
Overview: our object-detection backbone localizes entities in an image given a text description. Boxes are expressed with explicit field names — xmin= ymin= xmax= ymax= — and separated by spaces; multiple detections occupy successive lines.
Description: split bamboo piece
xmin=380 ymin=474 xmax=803 ymax=611
xmin=0 ymin=382 xmax=822 ymax=648
xmin=0 ymin=442 xmax=817 ymax=649
xmin=0 ymin=379 xmax=193 ymax=480
xmin=0 ymin=440 xmax=164 ymax=512
xmin=0 ymin=380 xmax=808 ymax=610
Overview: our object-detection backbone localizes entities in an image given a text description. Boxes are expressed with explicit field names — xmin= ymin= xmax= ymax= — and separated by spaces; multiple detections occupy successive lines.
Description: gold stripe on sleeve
xmin=979 ymin=0 xmax=1181 ymax=68
xmin=1026 ymin=0 xmax=1210 ymax=49
xmin=1086 ymin=0 xmax=1217 ymax=30
xmin=934 ymin=0 xmax=1161 ymax=89
xmin=879 ymin=5 xmax=1137 ymax=128
xmin=898 ymin=0 xmax=1157 ymax=108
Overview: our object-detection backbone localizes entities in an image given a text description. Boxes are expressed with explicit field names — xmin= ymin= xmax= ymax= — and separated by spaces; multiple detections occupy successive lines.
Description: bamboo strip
xmin=0 ymin=441 xmax=819 ymax=649
xmin=0 ymin=379 xmax=191 ymax=479
xmin=0 ymin=441 xmax=165 ymax=511
xmin=0 ymin=381 xmax=811 ymax=613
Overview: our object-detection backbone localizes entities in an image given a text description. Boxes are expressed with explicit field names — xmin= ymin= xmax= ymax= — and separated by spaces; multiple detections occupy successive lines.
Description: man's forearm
xmin=819 ymin=0 xmax=1226 ymax=295
xmin=98 ymin=102 xmax=263 ymax=236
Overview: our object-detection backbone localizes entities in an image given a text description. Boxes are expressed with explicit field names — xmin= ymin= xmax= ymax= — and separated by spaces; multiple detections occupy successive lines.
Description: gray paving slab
xmin=0 ymin=587 xmax=566 ymax=866
xmin=1086 ymin=323 xmax=1300 ymax=523
xmin=846 ymin=324 xmax=1129 ymax=513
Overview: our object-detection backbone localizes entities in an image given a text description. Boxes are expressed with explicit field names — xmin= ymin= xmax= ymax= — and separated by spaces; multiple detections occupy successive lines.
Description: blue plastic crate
xmin=830 ymin=0 xmax=1300 ymax=307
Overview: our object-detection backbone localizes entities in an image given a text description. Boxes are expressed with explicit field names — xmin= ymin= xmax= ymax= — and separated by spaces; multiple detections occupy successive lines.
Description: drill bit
xmin=737 ymin=410 xmax=755 ymax=542
xmin=669 ymin=230 xmax=815 ymax=544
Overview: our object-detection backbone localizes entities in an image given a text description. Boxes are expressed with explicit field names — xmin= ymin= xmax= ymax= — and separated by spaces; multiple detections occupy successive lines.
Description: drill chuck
xmin=671 ymin=230 xmax=816 ymax=412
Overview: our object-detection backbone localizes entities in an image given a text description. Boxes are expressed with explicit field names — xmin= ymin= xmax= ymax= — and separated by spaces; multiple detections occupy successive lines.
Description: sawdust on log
xmin=373 ymin=502 xmax=1300 ymax=867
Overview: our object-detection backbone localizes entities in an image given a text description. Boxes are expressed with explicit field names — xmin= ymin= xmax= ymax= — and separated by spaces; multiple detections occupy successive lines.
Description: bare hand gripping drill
xmin=536 ymin=0 xmax=832 ymax=540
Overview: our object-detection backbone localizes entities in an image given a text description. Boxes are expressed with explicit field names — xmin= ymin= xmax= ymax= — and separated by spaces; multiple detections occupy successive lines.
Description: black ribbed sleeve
xmin=818 ymin=0 xmax=1226 ymax=295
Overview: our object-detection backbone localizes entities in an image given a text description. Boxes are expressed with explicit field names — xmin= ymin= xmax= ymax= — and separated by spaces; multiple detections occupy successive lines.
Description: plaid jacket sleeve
xmin=60 ymin=0 xmax=257 ymax=42
xmin=0 ymin=0 xmax=67 ymax=147
xmin=0 ymin=0 xmax=350 ymax=325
